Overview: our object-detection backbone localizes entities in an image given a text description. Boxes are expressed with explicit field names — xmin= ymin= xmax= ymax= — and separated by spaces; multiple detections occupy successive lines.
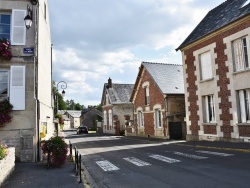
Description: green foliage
xmin=41 ymin=136 xmax=68 ymax=166
xmin=96 ymin=104 xmax=103 ymax=121
xmin=0 ymin=99 xmax=13 ymax=127
xmin=120 ymin=130 xmax=125 ymax=136
xmin=66 ymin=99 xmax=85 ymax=110
xmin=88 ymin=127 xmax=96 ymax=131
xmin=0 ymin=144 xmax=8 ymax=160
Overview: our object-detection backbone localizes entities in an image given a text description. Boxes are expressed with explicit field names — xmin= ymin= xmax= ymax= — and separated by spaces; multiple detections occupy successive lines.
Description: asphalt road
xmin=64 ymin=130 xmax=250 ymax=188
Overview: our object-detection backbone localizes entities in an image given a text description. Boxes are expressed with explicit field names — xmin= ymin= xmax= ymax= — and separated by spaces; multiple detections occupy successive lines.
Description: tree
xmin=96 ymin=104 xmax=103 ymax=121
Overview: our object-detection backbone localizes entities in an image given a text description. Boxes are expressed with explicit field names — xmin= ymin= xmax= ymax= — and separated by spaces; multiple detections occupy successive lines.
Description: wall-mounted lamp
xmin=31 ymin=0 xmax=38 ymax=5
xmin=24 ymin=5 xmax=33 ymax=29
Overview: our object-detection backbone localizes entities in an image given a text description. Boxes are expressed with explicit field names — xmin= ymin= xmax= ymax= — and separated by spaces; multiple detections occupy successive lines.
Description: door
xmin=169 ymin=122 xmax=183 ymax=140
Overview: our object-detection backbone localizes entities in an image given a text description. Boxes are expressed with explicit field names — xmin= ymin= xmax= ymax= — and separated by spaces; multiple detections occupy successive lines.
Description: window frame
xmin=155 ymin=109 xmax=162 ymax=128
xmin=138 ymin=110 xmax=144 ymax=127
xmin=232 ymin=36 xmax=250 ymax=72
xmin=0 ymin=69 xmax=9 ymax=99
xmin=203 ymin=95 xmax=216 ymax=123
xmin=199 ymin=51 xmax=213 ymax=80
xmin=0 ymin=13 xmax=11 ymax=40
xmin=145 ymin=86 xmax=150 ymax=105
xmin=238 ymin=89 xmax=250 ymax=123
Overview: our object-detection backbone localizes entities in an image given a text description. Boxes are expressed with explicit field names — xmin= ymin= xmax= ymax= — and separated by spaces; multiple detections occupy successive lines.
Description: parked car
xmin=77 ymin=126 xmax=88 ymax=134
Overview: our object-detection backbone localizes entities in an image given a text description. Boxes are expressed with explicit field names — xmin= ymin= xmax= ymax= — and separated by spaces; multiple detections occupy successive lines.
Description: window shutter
xmin=200 ymin=52 xmax=212 ymax=80
xmin=233 ymin=39 xmax=244 ymax=71
xmin=205 ymin=96 xmax=210 ymax=123
xmin=11 ymin=9 xmax=26 ymax=45
xmin=10 ymin=66 xmax=25 ymax=110
xmin=239 ymin=90 xmax=246 ymax=123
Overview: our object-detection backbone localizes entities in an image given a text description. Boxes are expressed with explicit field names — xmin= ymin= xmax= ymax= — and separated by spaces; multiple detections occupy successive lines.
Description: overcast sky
xmin=48 ymin=0 xmax=225 ymax=106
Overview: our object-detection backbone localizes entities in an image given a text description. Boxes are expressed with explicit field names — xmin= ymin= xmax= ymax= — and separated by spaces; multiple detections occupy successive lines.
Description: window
xmin=233 ymin=37 xmax=250 ymax=71
xmin=0 ymin=14 xmax=11 ymax=40
xmin=138 ymin=111 xmax=144 ymax=127
xmin=103 ymin=111 xmax=107 ymax=125
xmin=145 ymin=86 xmax=150 ymax=105
xmin=200 ymin=51 xmax=212 ymax=80
xmin=155 ymin=109 xmax=162 ymax=128
xmin=238 ymin=89 xmax=250 ymax=123
xmin=109 ymin=110 xmax=112 ymax=126
xmin=203 ymin=95 xmax=216 ymax=123
xmin=0 ymin=70 xmax=9 ymax=98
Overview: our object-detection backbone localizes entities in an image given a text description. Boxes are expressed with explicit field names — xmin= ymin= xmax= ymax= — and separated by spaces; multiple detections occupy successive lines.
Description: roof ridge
xmin=142 ymin=61 xmax=183 ymax=66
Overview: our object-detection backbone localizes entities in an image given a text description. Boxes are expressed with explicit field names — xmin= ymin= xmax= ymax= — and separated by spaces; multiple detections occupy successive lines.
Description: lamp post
xmin=56 ymin=81 xmax=67 ymax=114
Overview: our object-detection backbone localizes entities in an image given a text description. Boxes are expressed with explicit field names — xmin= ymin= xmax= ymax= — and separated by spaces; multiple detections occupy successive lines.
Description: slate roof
xmin=66 ymin=110 xmax=82 ymax=118
xmin=176 ymin=0 xmax=250 ymax=50
xmin=143 ymin=62 xmax=184 ymax=94
xmin=105 ymin=83 xmax=134 ymax=104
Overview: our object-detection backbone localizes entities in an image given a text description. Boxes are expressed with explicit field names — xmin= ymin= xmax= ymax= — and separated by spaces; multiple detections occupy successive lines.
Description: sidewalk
xmin=2 ymin=131 xmax=84 ymax=188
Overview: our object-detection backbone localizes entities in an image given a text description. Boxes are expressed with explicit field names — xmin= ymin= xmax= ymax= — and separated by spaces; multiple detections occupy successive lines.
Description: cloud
xmin=49 ymin=0 xmax=225 ymax=105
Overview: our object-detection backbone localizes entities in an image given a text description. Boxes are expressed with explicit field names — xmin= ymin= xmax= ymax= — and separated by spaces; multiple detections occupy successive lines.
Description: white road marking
xmin=96 ymin=160 xmax=119 ymax=171
xmin=196 ymin=150 xmax=234 ymax=157
xmin=123 ymin=157 xmax=151 ymax=166
xmin=174 ymin=152 xmax=208 ymax=159
xmin=149 ymin=154 xmax=181 ymax=163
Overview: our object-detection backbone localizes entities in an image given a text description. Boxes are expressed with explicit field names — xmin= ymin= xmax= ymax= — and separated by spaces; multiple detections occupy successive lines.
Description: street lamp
xmin=24 ymin=5 xmax=33 ymax=29
xmin=56 ymin=81 xmax=67 ymax=114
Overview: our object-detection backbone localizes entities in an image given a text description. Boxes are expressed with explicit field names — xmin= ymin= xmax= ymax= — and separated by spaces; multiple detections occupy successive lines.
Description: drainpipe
xmin=164 ymin=95 xmax=168 ymax=139
xmin=34 ymin=3 xmax=40 ymax=162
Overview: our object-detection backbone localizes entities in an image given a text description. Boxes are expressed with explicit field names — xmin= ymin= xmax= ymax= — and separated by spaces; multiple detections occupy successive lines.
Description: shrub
xmin=41 ymin=136 xmax=68 ymax=166
xmin=0 ymin=99 xmax=13 ymax=127
xmin=120 ymin=130 xmax=125 ymax=136
xmin=0 ymin=144 xmax=8 ymax=160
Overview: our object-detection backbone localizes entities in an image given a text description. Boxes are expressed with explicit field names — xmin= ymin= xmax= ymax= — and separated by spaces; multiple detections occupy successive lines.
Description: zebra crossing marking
xmin=174 ymin=152 xmax=208 ymax=159
xmin=96 ymin=160 xmax=119 ymax=171
xmin=149 ymin=154 xmax=181 ymax=163
xmin=123 ymin=157 xmax=151 ymax=166
xmin=196 ymin=150 xmax=234 ymax=157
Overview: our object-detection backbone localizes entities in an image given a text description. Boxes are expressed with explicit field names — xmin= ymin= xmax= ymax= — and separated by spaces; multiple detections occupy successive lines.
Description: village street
xmin=64 ymin=130 xmax=250 ymax=188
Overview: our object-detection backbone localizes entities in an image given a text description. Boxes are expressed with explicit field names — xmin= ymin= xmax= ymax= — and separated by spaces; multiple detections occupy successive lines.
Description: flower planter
xmin=0 ymin=147 xmax=15 ymax=187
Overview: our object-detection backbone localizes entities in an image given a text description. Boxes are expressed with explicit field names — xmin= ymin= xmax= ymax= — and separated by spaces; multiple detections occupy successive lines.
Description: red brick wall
xmin=239 ymin=126 xmax=250 ymax=137
xmin=203 ymin=125 xmax=217 ymax=135
xmin=183 ymin=19 xmax=250 ymax=138
xmin=133 ymin=68 xmax=166 ymax=136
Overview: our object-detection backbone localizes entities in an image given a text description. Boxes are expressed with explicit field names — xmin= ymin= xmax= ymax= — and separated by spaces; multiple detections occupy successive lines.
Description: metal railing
xmin=68 ymin=141 xmax=82 ymax=183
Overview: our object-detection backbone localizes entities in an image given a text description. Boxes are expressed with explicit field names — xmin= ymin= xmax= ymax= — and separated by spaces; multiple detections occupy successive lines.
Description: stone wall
xmin=0 ymin=147 xmax=15 ymax=187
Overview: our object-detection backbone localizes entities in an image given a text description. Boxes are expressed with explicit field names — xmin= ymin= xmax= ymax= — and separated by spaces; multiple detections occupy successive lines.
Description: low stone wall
xmin=0 ymin=147 xmax=15 ymax=187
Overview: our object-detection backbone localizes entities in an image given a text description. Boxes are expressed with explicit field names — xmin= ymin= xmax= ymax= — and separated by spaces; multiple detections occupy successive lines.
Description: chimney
xmin=108 ymin=77 xmax=112 ymax=88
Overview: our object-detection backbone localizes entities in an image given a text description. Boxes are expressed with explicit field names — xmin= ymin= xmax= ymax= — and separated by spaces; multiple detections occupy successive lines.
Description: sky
xmin=48 ymin=0 xmax=226 ymax=106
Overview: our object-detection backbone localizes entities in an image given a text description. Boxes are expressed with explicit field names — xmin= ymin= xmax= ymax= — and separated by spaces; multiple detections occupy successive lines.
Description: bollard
xmin=74 ymin=146 xmax=77 ymax=171
xmin=79 ymin=154 xmax=82 ymax=183
xmin=69 ymin=141 xmax=72 ymax=160
xmin=76 ymin=150 xmax=79 ymax=176
xmin=47 ymin=152 xmax=50 ymax=169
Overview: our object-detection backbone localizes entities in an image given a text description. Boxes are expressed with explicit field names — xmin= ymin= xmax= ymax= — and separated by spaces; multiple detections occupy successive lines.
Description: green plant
xmin=0 ymin=38 xmax=12 ymax=61
xmin=0 ymin=99 xmax=13 ymax=127
xmin=120 ymin=130 xmax=125 ymax=136
xmin=0 ymin=144 xmax=8 ymax=160
xmin=41 ymin=136 xmax=68 ymax=166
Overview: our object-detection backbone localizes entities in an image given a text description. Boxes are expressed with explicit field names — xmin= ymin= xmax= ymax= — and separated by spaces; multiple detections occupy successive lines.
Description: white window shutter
xmin=11 ymin=9 xmax=26 ymax=45
xmin=10 ymin=66 xmax=25 ymax=110
xmin=239 ymin=90 xmax=246 ymax=123
xmin=200 ymin=52 xmax=212 ymax=80
xmin=205 ymin=96 xmax=210 ymax=123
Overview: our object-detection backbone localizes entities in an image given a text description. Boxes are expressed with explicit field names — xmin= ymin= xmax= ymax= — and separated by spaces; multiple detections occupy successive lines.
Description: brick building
xmin=176 ymin=0 xmax=250 ymax=142
xmin=101 ymin=78 xmax=134 ymax=135
xmin=129 ymin=62 xmax=185 ymax=139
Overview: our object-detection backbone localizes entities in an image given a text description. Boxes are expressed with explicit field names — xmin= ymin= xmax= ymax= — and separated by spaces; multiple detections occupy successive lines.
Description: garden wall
xmin=0 ymin=147 xmax=15 ymax=187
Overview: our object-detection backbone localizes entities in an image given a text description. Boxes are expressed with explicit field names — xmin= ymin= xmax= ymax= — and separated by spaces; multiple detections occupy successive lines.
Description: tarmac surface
xmin=2 ymin=131 xmax=250 ymax=188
